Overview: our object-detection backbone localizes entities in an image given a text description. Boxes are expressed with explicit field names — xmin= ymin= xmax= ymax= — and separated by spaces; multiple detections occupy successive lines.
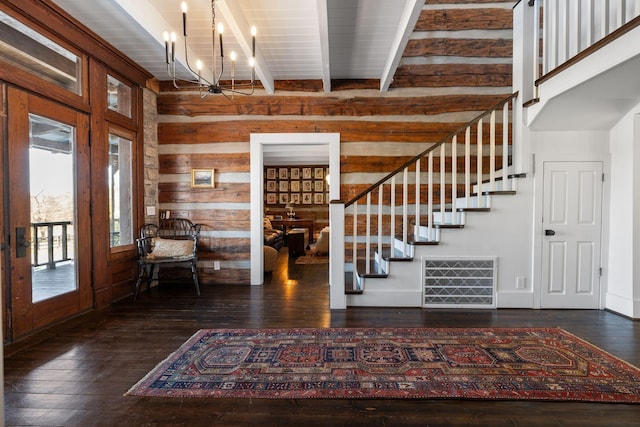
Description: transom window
xmin=0 ymin=10 xmax=82 ymax=94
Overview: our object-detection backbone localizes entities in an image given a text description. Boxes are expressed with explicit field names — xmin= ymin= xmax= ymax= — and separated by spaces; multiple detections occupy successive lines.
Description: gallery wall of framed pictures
xmin=264 ymin=165 xmax=329 ymax=207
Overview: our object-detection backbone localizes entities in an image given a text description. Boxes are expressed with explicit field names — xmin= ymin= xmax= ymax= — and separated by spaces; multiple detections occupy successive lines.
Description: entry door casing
xmin=541 ymin=161 xmax=603 ymax=309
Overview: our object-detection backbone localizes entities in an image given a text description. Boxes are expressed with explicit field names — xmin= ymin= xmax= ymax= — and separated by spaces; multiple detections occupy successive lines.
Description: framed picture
xmin=314 ymin=180 xmax=324 ymax=192
xmin=314 ymin=167 xmax=324 ymax=179
xmin=303 ymin=180 xmax=312 ymax=192
xmin=191 ymin=168 xmax=214 ymax=188
xmin=302 ymin=193 xmax=312 ymax=204
xmin=302 ymin=167 xmax=312 ymax=179
xmin=266 ymin=168 xmax=276 ymax=179
xmin=279 ymin=181 xmax=289 ymax=192
xmin=279 ymin=168 xmax=288 ymax=179
xmin=290 ymin=168 xmax=300 ymax=179
xmin=266 ymin=181 xmax=277 ymax=192
xmin=290 ymin=193 xmax=300 ymax=204
xmin=290 ymin=181 xmax=300 ymax=192
xmin=314 ymin=193 xmax=324 ymax=204
xmin=266 ymin=193 xmax=277 ymax=204
xmin=279 ymin=193 xmax=289 ymax=204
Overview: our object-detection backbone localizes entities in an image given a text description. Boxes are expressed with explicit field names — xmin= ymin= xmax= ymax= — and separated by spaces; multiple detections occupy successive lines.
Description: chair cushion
xmin=315 ymin=226 xmax=330 ymax=254
xmin=147 ymin=238 xmax=193 ymax=259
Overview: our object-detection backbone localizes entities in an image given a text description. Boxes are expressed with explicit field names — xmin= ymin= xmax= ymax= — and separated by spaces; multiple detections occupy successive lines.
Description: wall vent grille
xmin=422 ymin=258 xmax=496 ymax=308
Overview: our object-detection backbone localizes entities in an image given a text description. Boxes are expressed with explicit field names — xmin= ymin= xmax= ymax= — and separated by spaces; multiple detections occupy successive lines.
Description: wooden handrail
xmin=344 ymin=92 xmax=519 ymax=208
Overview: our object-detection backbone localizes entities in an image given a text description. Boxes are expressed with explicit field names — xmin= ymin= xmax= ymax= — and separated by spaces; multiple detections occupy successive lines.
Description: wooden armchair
xmin=134 ymin=218 xmax=201 ymax=300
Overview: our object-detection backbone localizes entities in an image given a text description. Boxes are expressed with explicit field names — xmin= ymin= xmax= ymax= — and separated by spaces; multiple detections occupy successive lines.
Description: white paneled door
xmin=541 ymin=161 xmax=603 ymax=309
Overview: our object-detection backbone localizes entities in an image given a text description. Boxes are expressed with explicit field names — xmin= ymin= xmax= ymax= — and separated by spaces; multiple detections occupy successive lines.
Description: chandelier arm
xmin=182 ymin=37 xmax=213 ymax=87
xmin=221 ymin=85 xmax=255 ymax=96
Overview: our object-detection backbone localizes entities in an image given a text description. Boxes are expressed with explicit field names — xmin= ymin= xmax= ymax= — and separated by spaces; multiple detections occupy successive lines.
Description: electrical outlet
xmin=214 ymin=261 xmax=220 ymax=270
xmin=516 ymin=276 xmax=526 ymax=289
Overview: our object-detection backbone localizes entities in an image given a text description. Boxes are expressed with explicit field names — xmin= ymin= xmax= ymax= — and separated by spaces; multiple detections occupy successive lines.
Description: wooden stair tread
xmin=356 ymin=259 xmax=388 ymax=278
xmin=344 ymin=272 xmax=363 ymax=294
xmin=396 ymin=235 xmax=439 ymax=246
xmin=456 ymin=207 xmax=491 ymax=212
xmin=435 ymin=224 xmax=464 ymax=229
xmin=380 ymin=248 xmax=413 ymax=262
xmin=482 ymin=190 xmax=517 ymax=196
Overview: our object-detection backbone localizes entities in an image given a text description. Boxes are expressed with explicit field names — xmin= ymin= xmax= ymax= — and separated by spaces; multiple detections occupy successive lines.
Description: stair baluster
xmin=489 ymin=110 xmax=496 ymax=192
xmin=476 ymin=118 xmax=483 ymax=208
xmin=451 ymin=134 xmax=458 ymax=223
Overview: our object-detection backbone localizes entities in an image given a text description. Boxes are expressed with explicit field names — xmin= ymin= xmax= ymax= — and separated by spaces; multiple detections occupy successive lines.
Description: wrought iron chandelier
xmin=163 ymin=0 xmax=257 ymax=98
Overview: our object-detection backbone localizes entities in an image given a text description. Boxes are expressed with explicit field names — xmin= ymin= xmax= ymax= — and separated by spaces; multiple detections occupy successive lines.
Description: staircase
xmin=333 ymin=92 xmax=523 ymax=308
xmin=323 ymin=1 xmax=640 ymax=310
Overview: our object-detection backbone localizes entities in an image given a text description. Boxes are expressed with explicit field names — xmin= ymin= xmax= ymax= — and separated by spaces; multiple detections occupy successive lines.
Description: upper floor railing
xmin=532 ymin=0 xmax=640 ymax=82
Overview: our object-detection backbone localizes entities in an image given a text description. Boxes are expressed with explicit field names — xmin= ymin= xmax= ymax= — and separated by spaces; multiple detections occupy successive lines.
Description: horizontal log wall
xmin=156 ymin=1 xmax=514 ymax=286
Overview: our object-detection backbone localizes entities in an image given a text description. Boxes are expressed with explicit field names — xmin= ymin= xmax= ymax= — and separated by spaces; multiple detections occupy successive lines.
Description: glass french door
xmin=7 ymin=87 xmax=92 ymax=339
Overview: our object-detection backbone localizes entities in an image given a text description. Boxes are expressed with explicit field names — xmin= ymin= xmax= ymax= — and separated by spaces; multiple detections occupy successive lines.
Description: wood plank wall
xmin=156 ymin=1 xmax=514 ymax=286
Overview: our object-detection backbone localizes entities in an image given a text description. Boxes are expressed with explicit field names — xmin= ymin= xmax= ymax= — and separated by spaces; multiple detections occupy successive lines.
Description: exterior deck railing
xmin=31 ymin=221 xmax=73 ymax=269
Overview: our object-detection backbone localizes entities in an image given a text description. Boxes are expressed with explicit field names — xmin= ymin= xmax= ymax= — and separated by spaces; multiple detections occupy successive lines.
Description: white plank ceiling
xmin=51 ymin=0 xmax=423 ymax=94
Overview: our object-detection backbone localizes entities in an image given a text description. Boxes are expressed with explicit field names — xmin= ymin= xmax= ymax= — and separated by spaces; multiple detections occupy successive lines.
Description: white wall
xmin=607 ymin=105 xmax=640 ymax=317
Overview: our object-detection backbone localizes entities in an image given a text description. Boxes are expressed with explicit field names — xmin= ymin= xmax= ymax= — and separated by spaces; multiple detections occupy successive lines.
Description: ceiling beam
xmin=217 ymin=0 xmax=275 ymax=94
xmin=316 ymin=0 xmax=331 ymax=93
xmin=379 ymin=0 xmax=423 ymax=92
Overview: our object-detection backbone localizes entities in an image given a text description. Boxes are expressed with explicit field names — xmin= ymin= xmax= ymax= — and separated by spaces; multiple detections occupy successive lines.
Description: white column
xmin=329 ymin=201 xmax=346 ymax=309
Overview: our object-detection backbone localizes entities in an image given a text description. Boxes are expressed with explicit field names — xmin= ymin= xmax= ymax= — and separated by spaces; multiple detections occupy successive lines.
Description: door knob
xmin=545 ymin=229 xmax=556 ymax=236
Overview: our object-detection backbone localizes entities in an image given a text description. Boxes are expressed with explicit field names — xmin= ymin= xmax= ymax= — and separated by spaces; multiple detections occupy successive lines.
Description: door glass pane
xmin=109 ymin=134 xmax=133 ymax=247
xmin=29 ymin=114 xmax=77 ymax=303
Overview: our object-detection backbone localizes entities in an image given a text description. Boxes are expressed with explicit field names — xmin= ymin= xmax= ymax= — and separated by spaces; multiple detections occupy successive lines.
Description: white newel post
xmin=329 ymin=201 xmax=346 ymax=309
xmin=512 ymin=0 xmax=536 ymax=175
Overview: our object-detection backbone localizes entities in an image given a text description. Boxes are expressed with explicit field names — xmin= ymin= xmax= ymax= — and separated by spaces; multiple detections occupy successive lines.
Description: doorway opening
xmin=250 ymin=133 xmax=340 ymax=285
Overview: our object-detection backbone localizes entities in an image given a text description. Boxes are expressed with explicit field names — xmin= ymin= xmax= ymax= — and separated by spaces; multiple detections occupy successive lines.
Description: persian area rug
xmin=295 ymin=252 xmax=328 ymax=264
xmin=126 ymin=327 xmax=640 ymax=402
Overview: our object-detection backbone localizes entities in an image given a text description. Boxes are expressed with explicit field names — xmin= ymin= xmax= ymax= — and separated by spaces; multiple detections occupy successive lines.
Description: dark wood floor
xmin=5 ymin=249 xmax=640 ymax=426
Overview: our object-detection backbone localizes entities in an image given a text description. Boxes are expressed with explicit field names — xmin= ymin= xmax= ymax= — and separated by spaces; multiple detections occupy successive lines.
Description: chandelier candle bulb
xmin=170 ymin=32 xmax=177 ymax=63
xmin=181 ymin=2 xmax=188 ymax=36
xmin=251 ymin=25 xmax=256 ymax=57
xmin=163 ymin=31 xmax=169 ymax=64
xmin=217 ymin=23 xmax=224 ymax=57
